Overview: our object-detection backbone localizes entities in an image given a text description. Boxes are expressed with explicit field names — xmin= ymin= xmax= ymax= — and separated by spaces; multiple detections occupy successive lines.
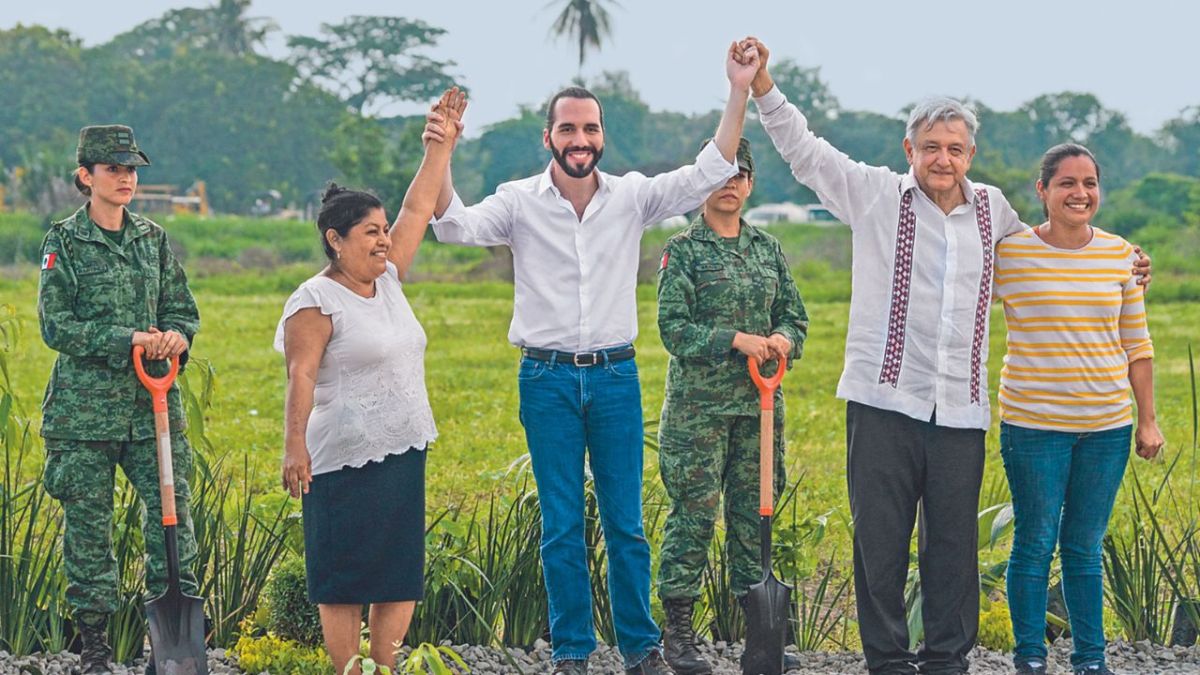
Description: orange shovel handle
xmin=132 ymin=345 xmax=180 ymax=414
xmin=132 ymin=345 xmax=181 ymax=526
xmin=749 ymin=355 xmax=787 ymax=518
xmin=748 ymin=354 xmax=787 ymax=411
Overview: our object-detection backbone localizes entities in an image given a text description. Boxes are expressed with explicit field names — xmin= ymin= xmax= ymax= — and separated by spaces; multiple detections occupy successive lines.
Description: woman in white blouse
xmin=275 ymin=89 xmax=465 ymax=675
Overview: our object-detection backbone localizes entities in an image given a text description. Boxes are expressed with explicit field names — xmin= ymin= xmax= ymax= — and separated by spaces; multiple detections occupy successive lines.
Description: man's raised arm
xmin=711 ymin=41 xmax=758 ymax=165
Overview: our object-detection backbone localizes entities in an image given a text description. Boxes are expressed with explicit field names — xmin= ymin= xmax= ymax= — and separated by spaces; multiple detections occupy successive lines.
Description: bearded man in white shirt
xmin=739 ymin=37 xmax=1144 ymax=675
xmin=423 ymin=43 xmax=760 ymax=675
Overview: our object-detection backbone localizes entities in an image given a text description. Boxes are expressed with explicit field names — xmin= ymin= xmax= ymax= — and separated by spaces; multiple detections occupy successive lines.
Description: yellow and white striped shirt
xmin=995 ymin=227 xmax=1152 ymax=432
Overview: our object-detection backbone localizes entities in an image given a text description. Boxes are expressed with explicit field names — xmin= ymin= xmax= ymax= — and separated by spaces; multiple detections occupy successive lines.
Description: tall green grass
xmin=0 ymin=329 xmax=296 ymax=661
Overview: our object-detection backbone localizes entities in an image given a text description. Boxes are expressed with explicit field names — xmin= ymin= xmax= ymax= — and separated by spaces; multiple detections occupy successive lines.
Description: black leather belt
xmin=521 ymin=345 xmax=636 ymax=367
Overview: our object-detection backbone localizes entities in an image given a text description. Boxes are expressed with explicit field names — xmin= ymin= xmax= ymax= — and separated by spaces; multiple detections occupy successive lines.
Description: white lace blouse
xmin=274 ymin=262 xmax=437 ymax=476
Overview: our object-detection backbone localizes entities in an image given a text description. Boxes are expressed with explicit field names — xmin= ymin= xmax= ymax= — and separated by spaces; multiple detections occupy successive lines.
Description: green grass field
xmin=2 ymin=235 xmax=1197 ymax=558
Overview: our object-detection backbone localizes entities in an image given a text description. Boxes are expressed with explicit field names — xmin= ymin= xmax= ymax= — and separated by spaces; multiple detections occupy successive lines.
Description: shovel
xmin=133 ymin=345 xmax=208 ymax=675
xmin=741 ymin=354 xmax=791 ymax=675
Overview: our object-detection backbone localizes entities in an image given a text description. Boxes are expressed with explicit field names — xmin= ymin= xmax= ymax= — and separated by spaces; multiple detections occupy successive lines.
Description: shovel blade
xmin=741 ymin=572 xmax=792 ymax=675
xmin=145 ymin=585 xmax=208 ymax=675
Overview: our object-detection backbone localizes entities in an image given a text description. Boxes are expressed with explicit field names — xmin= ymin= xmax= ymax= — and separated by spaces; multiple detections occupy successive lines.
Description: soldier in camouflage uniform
xmin=655 ymin=138 xmax=808 ymax=675
xmin=38 ymin=125 xmax=200 ymax=674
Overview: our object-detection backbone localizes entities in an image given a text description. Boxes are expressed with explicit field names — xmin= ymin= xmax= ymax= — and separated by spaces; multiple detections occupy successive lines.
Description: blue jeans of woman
xmin=518 ymin=352 xmax=660 ymax=667
xmin=1000 ymin=422 xmax=1132 ymax=670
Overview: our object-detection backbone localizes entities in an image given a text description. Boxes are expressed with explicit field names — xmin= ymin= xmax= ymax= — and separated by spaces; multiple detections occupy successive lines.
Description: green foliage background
xmin=4 ymin=8 xmax=1200 ymax=231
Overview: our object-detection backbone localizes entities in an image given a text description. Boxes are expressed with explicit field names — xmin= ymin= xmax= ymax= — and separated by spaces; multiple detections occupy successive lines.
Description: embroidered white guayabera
xmin=754 ymin=85 xmax=1026 ymax=430
xmin=274 ymin=261 xmax=437 ymax=475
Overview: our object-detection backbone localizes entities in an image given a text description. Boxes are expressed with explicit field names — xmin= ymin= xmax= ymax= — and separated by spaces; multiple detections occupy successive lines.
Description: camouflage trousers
xmin=656 ymin=402 xmax=785 ymax=600
xmin=42 ymin=434 xmax=199 ymax=625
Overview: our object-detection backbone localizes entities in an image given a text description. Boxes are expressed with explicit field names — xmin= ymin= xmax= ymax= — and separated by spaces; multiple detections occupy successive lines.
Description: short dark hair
xmin=545 ymin=87 xmax=604 ymax=131
xmin=1038 ymin=143 xmax=1101 ymax=217
xmin=316 ymin=182 xmax=383 ymax=261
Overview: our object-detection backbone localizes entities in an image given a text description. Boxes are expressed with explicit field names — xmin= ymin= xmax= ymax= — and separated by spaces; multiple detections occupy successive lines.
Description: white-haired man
xmin=741 ymin=38 xmax=1146 ymax=675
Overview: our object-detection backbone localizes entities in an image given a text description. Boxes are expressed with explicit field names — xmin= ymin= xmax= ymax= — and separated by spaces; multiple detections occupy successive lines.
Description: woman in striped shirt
xmin=995 ymin=143 xmax=1165 ymax=675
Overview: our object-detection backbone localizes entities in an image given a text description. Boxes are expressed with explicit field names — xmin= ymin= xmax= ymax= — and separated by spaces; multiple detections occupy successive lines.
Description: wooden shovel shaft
xmin=748 ymin=355 xmax=785 ymax=518
xmin=759 ymin=408 xmax=774 ymax=516
xmin=132 ymin=346 xmax=180 ymax=527
xmin=155 ymin=410 xmax=177 ymax=527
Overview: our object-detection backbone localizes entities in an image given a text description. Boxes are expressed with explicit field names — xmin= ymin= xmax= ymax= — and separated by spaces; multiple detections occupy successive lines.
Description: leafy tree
xmin=0 ymin=25 xmax=86 ymax=170
xmin=1161 ymin=106 xmax=1200 ymax=178
xmin=970 ymin=149 xmax=1039 ymax=223
xmin=1019 ymin=92 xmax=1120 ymax=147
xmin=585 ymin=71 xmax=651 ymax=171
xmin=474 ymin=107 xmax=548 ymax=194
xmin=121 ymin=52 xmax=347 ymax=211
xmin=1130 ymin=173 xmax=1200 ymax=220
xmin=1084 ymin=114 xmax=1161 ymax=189
xmin=768 ymin=59 xmax=840 ymax=124
xmin=328 ymin=114 xmax=425 ymax=208
xmin=822 ymin=110 xmax=906 ymax=172
xmin=546 ymin=0 xmax=619 ymax=73
xmin=288 ymin=16 xmax=457 ymax=115
xmin=98 ymin=0 xmax=275 ymax=62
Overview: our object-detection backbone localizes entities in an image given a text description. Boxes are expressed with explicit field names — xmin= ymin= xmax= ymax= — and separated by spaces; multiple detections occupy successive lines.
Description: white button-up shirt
xmin=433 ymin=142 xmax=738 ymax=352
xmin=755 ymin=86 xmax=1026 ymax=430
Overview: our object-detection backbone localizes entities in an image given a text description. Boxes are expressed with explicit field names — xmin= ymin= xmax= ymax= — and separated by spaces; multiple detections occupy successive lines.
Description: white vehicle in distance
xmin=745 ymin=202 xmax=840 ymax=226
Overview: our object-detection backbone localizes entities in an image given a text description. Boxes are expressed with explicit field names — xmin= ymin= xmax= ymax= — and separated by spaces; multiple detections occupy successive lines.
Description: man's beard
xmin=550 ymin=142 xmax=604 ymax=178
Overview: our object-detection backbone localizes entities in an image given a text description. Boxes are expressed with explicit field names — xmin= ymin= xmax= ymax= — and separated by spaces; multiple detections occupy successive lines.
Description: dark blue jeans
xmin=1000 ymin=422 xmax=1132 ymax=670
xmin=517 ymin=352 xmax=660 ymax=667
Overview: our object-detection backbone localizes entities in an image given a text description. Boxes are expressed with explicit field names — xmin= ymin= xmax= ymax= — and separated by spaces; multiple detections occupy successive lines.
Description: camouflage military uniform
xmin=655 ymin=215 xmax=808 ymax=600
xmin=39 ymin=130 xmax=200 ymax=627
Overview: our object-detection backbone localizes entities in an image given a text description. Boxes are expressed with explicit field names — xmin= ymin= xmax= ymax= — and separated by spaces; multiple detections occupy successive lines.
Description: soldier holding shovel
xmin=38 ymin=125 xmax=201 ymax=674
xmin=655 ymin=137 xmax=808 ymax=675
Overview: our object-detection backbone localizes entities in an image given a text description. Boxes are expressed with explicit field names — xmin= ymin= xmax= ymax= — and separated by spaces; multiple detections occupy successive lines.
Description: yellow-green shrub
xmin=232 ymin=633 xmax=328 ymax=674
xmin=978 ymin=601 xmax=1015 ymax=652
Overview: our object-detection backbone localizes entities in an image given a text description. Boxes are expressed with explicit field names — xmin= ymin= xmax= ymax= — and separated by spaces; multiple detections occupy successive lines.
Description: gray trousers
xmin=846 ymin=401 xmax=985 ymax=675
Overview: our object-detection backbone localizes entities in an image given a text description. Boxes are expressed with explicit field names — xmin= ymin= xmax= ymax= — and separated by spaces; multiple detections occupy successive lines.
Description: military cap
xmin=77 ymin=125 xmax=151 ymax=167
xmin=74 ymin=125 xmax=150 ymax=194
xmin=701 ymin=136 xmax=754 ymax=175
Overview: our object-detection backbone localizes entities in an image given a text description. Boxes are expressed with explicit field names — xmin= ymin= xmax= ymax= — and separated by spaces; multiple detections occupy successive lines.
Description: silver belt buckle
xmin=573 ymin=351 xmax=598 ymax=367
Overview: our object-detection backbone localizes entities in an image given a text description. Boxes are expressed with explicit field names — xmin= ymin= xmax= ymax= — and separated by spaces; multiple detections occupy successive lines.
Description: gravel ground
xmin=4 ymin=639 xmax=1200 ymax=674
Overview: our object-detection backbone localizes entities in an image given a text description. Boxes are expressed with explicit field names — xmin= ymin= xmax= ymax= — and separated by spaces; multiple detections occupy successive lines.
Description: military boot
xmin=77 ymin=618 xmax=112 ymax=674
xmin=662 ymin=598 xmax=711 ymax=675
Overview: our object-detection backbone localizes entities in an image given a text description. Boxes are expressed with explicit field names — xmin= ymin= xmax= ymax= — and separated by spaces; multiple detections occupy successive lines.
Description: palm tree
xmin=208 ymin=0 xmax=276 ymax=56
xmin=546 ymin=0 xmax=619 ymax=73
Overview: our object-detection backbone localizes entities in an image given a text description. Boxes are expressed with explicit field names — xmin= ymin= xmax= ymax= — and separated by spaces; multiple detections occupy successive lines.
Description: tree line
xmin=2 ymin=1 xmax=1198 ymax=233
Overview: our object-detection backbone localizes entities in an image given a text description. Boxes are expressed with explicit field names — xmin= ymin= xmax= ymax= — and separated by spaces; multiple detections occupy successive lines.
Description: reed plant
xmin=184 ymin=358 xmax=296 ymax=647
xmin=407 ymin=458 xmax=548 ymax=650
xmin=0 ymin=391 xmax=67 ymax=656
xmin=1102 ymin=469 xmax=1176 ymax=644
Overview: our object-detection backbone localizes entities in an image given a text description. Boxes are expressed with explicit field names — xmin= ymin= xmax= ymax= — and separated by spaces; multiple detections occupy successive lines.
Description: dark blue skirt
xmin=301 ymin=448 xmax=426 ymax=604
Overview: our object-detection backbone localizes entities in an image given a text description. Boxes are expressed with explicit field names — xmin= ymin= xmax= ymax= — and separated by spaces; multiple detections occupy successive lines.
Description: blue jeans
xmin=518 ymin=351 xmax=660 ymax=666
xmin=1001 ymin=422 xmax=1132 ymax=670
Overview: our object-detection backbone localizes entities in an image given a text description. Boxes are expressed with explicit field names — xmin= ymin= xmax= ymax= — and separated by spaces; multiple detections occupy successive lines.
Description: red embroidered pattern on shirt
xmin=969 ymin=188 xmax=994 ymax=404
xmin=878 ymin=189 xmax=917 ymax=387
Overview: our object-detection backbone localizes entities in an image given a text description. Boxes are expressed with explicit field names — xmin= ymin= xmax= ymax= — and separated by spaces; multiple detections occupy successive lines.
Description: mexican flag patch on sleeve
xmin=42 ymin=252 xmax=57 ymax=270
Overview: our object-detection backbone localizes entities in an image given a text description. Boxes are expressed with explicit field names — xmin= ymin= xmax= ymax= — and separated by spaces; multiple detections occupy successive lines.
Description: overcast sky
xmin=8 ymin=1 xmax=1199 ymax=137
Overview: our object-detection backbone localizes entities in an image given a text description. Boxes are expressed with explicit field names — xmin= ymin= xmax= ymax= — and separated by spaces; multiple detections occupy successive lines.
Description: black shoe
xmin=553 ymin=659 xmax=589 ymax=675
xmin=1073 ymin=665 xmax=1115 ymax=675
xmin=77 ymin=619 xmax=112 ymax=674
xmin=662 ymin=598 xmax=711 ymax=675
xmin=1014 ymin=659 xmax=1047 ymax=675
xmin=627 ymin=650 xmax=674 ymax=675
xmin=783 ymin=651 xmax=802 ymax=672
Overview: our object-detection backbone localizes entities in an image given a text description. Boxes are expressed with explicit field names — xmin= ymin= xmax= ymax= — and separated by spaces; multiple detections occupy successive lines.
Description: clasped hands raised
xmin=422 ymin=86 xmax=467 ymax=147
xmin=420 ymin=38 xmax=764 ymax=143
